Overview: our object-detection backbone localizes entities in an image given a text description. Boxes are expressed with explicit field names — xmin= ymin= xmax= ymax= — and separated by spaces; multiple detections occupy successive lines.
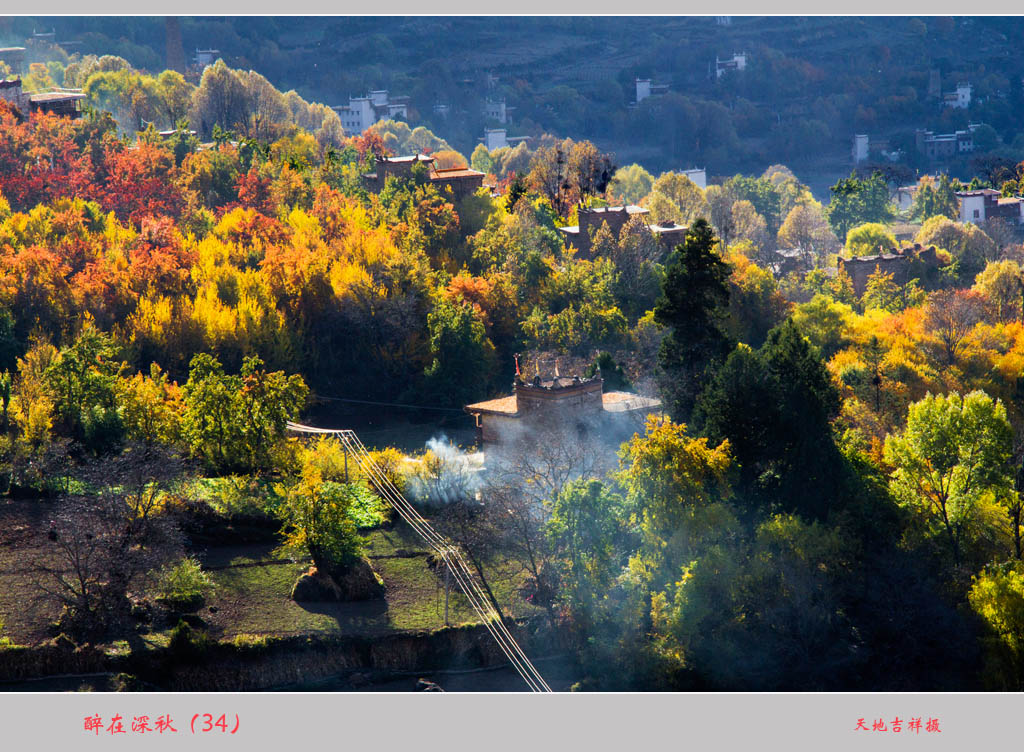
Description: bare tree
xmin=486 ymin=415 xmax=612 ymax=509
xmin=34 ymin=445 xmax=188 ymax=641
xmin=924 ymin=289 xmax=986 ymax=366
xmin=478 ymin=414 xmax=619 ymax=619
xmin=982 ymin=217 xmax=1021 ymax=259
xmin=434 ymin=499 xmax=512 ymax=621
xmin=705 ymin=185 xmax=736 ymax=249
xmin=485 ymin=482 xmax=560 ymax=620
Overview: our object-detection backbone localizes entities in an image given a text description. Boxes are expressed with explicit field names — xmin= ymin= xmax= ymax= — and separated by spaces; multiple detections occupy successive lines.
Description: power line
xmin=286 ymin=421 xmax=552 ymax=692
xmin=310 ymin=394 xmax=470 ymax=414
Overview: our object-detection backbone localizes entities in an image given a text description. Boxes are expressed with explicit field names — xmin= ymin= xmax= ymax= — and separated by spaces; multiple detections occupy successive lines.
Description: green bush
xmin=279 ymin=477 xmax=364 ymax=577
xmin=230 ymin=633 xmax=271 ymax=652
xmin=157 ymin=556 xmax=214 ymax=611
xmin=168 ymin=619 xmax=213 ymax=660
xmin=337 ymin=482 xmax=389 ymax=529
xmin=838 ymin=363 xmax=868 ymax=388
xmin=196 ymin=476 xmax=285 ymax=519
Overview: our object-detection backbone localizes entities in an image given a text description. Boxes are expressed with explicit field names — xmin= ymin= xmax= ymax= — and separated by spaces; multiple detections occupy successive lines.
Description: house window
xmin=974 ymin=210 xmax=980 ymax=219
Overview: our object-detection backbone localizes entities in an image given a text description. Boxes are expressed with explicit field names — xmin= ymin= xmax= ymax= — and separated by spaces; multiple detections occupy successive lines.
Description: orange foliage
xmin=232 ymin=167 xmax=274 ymax=216
xmin=432 ymin=150 xmax=468 ymax=169
xmin=0 ymin=110 xmax=93 ymax=211
xmin=352 ymin=131 xmax=389 ymax=160
xmin=0 ymin=245 xmax=77 ymax=340
xmin=128 ymin=216 xmax=197 ymax=297
xmin=100 ymin=141 xmax=185 ymax=224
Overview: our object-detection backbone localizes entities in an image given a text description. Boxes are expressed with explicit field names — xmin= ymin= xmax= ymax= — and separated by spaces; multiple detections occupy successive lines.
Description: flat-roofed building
xmin=362 ymin=154 xmax=485 ymax=200
xmin=559 ymin=205 xmax=687 ymax=257
xmin=334 ymin=89 xmax=409 ymax=135
xmin=28 ymin=90 xmax=86 ymax=119
xmin=838 ymin=243 xmax=941 ymax=296
xmin=465 ymin=373 xmax=661 ymax=446
xmin=957 ymin=188 xmax=1024 ymax=225
xmin=194 ymin=48 xmax=221 ymax=68
xmin=0 ymin=48 xmax=26 ymax=76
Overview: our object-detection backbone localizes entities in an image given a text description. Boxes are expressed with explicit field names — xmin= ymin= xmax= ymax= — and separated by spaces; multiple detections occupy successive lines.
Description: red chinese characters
xmin=84 ymin=713 xmax=238 ymax=735
xmin=855 ymin=716 xmax=941 ymax=734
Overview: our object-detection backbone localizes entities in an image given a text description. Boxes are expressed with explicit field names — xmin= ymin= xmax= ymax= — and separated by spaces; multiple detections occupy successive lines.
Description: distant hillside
xmin=5 ymin=16 xmax=1024 ymax=188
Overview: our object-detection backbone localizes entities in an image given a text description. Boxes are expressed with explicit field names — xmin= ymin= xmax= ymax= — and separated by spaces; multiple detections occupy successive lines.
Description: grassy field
xmin=198 ymin=523 xmax=542 ymax=639
xmin=0 ymin=497 xmax=544 ymax=649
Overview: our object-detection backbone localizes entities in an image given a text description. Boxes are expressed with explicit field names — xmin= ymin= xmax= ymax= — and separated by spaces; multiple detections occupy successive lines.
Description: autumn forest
xmin=1 ymin=27 xmax=1024 ymax=693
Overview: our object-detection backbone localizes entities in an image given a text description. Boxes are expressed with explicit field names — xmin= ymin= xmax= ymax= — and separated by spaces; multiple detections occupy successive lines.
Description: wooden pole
xmin=444 ymin=553 xmax=451 ymax=627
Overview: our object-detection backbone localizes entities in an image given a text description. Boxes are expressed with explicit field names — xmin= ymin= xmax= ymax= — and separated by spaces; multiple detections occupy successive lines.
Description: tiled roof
xmin=29 ymin=91 xmax=85 ymax=102
xmin=431 ymin=167 xmax=485 ymax=179
xmin=465 ymin=395 xmax=518 ymax=416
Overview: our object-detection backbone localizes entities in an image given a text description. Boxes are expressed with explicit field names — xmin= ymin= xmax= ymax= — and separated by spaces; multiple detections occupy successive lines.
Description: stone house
xmin=838 ymin=243 xmax=940 ymax=297
xmin=558 ymin=205 xmax=688 ymax=258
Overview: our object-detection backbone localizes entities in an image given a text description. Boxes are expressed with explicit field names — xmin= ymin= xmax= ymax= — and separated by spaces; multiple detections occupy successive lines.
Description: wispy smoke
xmin=406 ymin=435 xmax=485 ymax=508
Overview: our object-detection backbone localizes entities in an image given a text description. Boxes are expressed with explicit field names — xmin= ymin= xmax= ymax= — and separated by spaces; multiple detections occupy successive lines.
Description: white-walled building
xmin=894 ymin=175 xmax=944 ymax=212
xmin=957 ymin=188 xmax=1024 ymax=225
xmin=482 ymin=98 xmax=512 ymax=124
xmin=634 ymin=77 xmax=669 ymax=105
xmin=682 ymin=168 xmax=707 ymax=189
xmin=636 ymin=78 xmax=651 ymax=103
xmin=852 ymin=134 xmax=869 ymax=163
xmin=895 ymin=185 xmax=917 ymax=212
xmin=484 ymin=128 xmax=508 ymax=151
xmin=943 ymin=83 xmax=972 ymax=109
xmin=715 ymin=52 xmax=747 ymax=79
xmin=479 ymin=128 xmax=530 ymax=153
xmin=334 ymin=90 xmax=409 ymax=135
xmin=194 ymin=48 xmax=220 ymax=68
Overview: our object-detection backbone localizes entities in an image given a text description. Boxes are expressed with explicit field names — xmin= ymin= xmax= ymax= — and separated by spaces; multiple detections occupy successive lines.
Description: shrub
xmin=157 ymin=556 xmax=214 ymax=611
xmin=168 ymin=619 xmax=213 ymax=660
xmin=207 ymin=475 xmax=284 ymax=519
xmin=278 ymin=473 xmax=364 ymax=577
xmin=342 ymin=481 xmax=390 ymax=529
xmin=230 ymin=633 xmax=271 ymax=652
xmin=112 ymin=673 xmax=144 ymax=691
xmin=365 ymin=447 xmax=408 ymax=496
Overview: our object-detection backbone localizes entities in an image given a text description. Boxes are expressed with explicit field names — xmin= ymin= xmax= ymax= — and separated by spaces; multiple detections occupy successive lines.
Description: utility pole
xmin=444 ymin=551 xmax=451 ymax=627
xmin=343 ymin=440 xmax=349 ymax=483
